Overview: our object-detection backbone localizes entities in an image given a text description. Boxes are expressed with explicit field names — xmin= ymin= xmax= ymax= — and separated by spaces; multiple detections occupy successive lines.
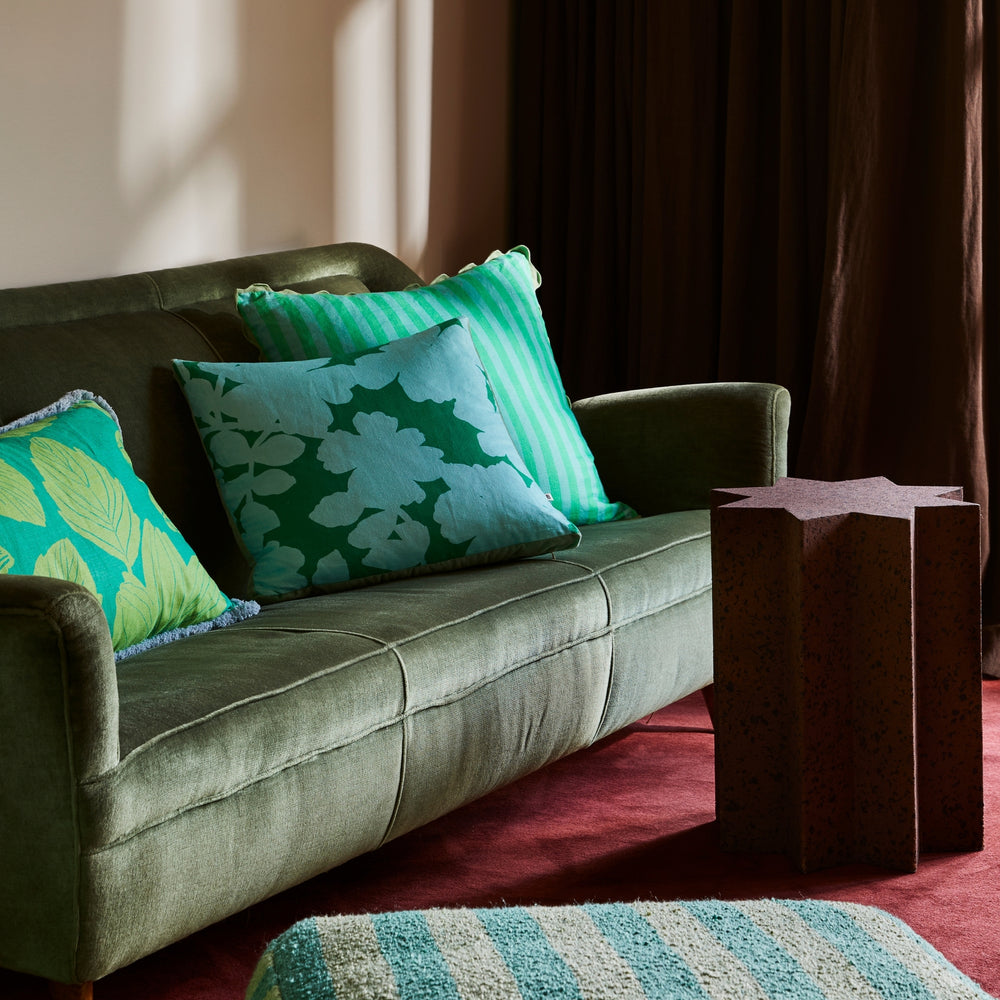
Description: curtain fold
xmin=510 ymin=0 xmax=1000 ymax=676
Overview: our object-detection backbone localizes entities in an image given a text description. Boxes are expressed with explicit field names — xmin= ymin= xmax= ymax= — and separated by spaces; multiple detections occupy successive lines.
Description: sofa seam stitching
xmin=101 ymin=633 xmax=396 ymax=775
xmin=378 ymin=646 xmax=410 ymax=849
xmin=139 ymin=272 xmax=165 ymax=310
xmin=32 ymin=592 xmax=89 ymax=983
xmin=556 ymin=561 xmax=617 ymax=739
xmin=92 ymin=525 xmax=713 ymax=777
xmin=58 ymin=607 xmax=86 ymax=983
xmin=771 ymin=388 xmax=779 ymax=481
xmin=144 ymin=270 xmax=228 ymax=361
xmin=83 ymin=584 xmax=714 ymax=853
xmin=83 ymin=631 xmax=610 ymax=852
xmin=101 ymin=571 xmax=606 ymax=771
xmin=83 ymin=653 xmax=539 ymax=856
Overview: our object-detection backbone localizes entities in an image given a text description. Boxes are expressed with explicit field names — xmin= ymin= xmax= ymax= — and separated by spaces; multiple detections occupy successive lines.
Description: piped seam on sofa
xmin=57 ymin=611 xmax=87 ymax=984
xmin=103 ymin=567 xmax=606 ymax=769
xmin=611 ymin=582 xmax=712 ymax=631
xmin=94 ymin=617 xmax=613 ymax=806
xmin=17 ymin=598 xmax=92 ymax=981
xmin=86 ymin=713 xmax=408 ymax=855
xmin=378 ymin=645 xmax=411 ymax=850
xmin=144 ymin=271 xmax=232 ymax=362
xmin=101 ymin=527 xmax=710 ymax=773
xmin=233 ymin=520 xmax=705 ymax=654
xmin=103 ymin=630 xmax=398 ymax=773
xmin=84 ymin=579 xmax=716 ymax=853
xmin=139 ymin=272 xmax=166 ymax=311
xmin=556 ymin=556 xmax=617 ymax=743
xmin=114 ymin=555 xmax=703 ymax=770
xmin=85 ymin=621 xmax=623 ymax=854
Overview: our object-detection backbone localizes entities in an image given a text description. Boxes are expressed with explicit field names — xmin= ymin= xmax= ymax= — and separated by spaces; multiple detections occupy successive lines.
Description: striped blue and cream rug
xmin=246 ymin=898 xmax=994 ymax=1000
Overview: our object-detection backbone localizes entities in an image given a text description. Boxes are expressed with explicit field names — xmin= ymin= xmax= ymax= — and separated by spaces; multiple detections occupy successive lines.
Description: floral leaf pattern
xmin=0 ymin=393 xmax=241 ymax=655
xmin=0 ymin=457 xmax=46 ymax=526
xmin=136 ymin=520 xmax=228 ymax=634
xmin=175 ymin=318 xmax=580 ymax=598
xmin=30 ymin=435 xmax=141 ymax=566
xmin=33 ymin=538 xmax=100 ymax=599
xmin=113 ymin=570 xmax=162 ymax=650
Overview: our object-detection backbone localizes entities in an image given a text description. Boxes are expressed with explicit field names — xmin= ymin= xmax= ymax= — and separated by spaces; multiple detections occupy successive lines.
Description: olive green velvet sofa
xmin=0 ymin=242 xmax=790 ymax=996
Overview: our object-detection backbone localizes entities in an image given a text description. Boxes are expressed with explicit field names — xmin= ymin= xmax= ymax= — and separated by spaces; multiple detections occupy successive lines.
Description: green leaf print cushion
xmin=236 ymin=246 xmax=637 ymax=526
xmin=0 ymin=391 xmax=259 ymax=660
xmin=173 ymin=318 xmax=581 ymax=600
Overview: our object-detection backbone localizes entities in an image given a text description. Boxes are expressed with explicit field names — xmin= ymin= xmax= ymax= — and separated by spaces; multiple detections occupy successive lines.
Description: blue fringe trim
xmin=115 ymin=599 xmax=261 ymax=662
xmin=0 ymin=388 xmax=120 ymax=434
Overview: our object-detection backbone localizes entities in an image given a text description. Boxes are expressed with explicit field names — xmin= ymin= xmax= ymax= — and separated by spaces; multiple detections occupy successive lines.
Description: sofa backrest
xmin=0 ymin=243 xmax=421 ymax=596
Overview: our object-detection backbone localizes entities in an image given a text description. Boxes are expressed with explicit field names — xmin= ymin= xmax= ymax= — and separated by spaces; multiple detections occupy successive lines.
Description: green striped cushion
xmin=247 ymin=899 xmax=994 ymax=1000
xmin=236 ymin=247 xmax=635 ymax=526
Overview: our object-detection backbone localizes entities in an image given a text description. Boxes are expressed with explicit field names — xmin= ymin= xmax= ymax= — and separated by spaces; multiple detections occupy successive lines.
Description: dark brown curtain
xmin=510 ymin=0 xmax=1000 ymax=676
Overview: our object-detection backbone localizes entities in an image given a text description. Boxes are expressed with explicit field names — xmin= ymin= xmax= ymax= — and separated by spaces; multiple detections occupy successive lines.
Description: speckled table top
xmin=713 ymin=476 xmax=968 ymax=520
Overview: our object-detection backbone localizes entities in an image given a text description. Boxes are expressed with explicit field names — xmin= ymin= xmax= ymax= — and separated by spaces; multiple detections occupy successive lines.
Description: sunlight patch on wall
xmin=117 ymin=0 xmax=241 ymax=270
xmin=332 ymin=0 xmax=433 ymax=272
xmin=396 ymin=0 xmax=433 ymax=269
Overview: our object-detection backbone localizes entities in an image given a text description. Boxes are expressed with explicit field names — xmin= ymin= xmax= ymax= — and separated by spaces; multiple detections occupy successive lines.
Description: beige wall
xmin=0 ymin=0 xmax=511 ymax=289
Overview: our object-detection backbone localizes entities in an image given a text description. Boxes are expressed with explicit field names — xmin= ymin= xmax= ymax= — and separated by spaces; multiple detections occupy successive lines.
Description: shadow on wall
xmin=0 ymin=0 xmax=510 ymax=288
xmin=425 ymin=0 xmax=512 ymax=277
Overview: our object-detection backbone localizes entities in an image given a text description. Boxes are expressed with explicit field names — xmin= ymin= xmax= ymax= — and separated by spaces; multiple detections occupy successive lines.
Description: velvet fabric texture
xmin=2 ymin=509 xmax=716 ymax=984
xmin=0 ymin=241 xmax=791 ymax=991
xmin=510 ymin=0 xmax=1000 ymax=676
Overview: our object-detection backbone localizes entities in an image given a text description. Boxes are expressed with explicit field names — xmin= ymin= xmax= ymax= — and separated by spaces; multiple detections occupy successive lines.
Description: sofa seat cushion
xmin=79 ymin=510 xmax=711 ymax=853
xmin=552 ymin=508 xmax=710 ymax=624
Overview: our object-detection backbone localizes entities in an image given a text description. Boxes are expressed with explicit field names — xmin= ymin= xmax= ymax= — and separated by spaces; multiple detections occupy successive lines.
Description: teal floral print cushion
xmin=0 ymin=390 xmax=258 ymax=660
xmin=236 ymin=246 xmax=636 ymax=526
xmin=173 ymin=318 xmax=581 ymax=599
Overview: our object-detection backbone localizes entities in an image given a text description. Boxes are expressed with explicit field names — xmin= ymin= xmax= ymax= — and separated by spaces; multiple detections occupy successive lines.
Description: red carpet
xmin=6 ymin=682 xmax=999 ymax=999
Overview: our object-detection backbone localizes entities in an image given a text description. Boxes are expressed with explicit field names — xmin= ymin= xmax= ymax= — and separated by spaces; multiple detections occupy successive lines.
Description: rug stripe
xmin=270 ymin=919 xmax=337 ymax=1000
xmin=584 ymin=901 xmax=714 ymax=1000
xmin=733 ymin=901 xmax=883 ymax=1000
xmin=636 ymin=902 xmax=772 ymax=1000
xmin=315 ymin=915 xmax=399 ymax=1000
xmin=245 ymin=951 xmax=281 ymax=1000
xmin=682 ymin=900 xmax=827 ymax=1000
xmin=423 ymin=907 xmax=523 ymax=999
xmin=475 ymin=906 xmax=582 ymax=999
xmin=372 ymin=910 xmax=461 ymax=1000
xmin=249 ymin=900 xmax=992 ymax=1000
xmin=822 ymin=902 xmax=994 ymax=1000
xmin=529 ymin=904 xmax=648 ymax=1000
xmin=783 ymin=900 xmax=944 ymax=1000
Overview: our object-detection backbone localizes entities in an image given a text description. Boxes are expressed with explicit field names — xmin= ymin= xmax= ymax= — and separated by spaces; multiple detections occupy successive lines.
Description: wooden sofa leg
xmin=48 ymin=981 xmax=93 ymax=1000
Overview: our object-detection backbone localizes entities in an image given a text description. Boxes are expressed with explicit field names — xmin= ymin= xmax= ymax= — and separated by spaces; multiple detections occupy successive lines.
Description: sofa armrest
xmin=0 ymin=574 xmax=120 ymax=781
xmin=0 ymin=575 xmax=120 ymax=981
xmin=573 ymin=382 xmax=790 ymax=515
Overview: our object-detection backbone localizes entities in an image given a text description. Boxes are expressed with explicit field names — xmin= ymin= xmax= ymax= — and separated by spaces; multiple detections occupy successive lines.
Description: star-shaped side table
xmin=710 ymin=476 xmax=983 ymax=873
